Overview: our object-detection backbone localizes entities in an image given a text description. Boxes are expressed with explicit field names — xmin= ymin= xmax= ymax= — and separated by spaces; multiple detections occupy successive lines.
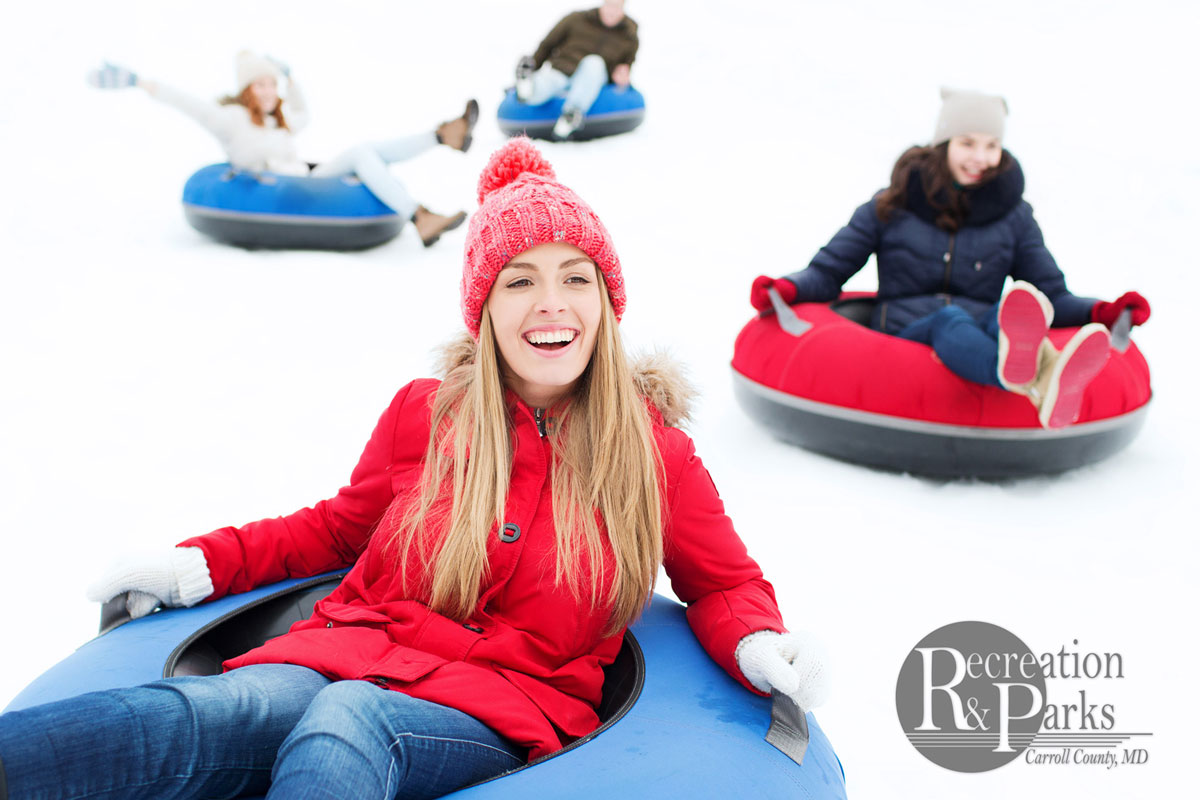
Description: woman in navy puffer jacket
xmin=751 ymin=88 xmax=1150 ymax=429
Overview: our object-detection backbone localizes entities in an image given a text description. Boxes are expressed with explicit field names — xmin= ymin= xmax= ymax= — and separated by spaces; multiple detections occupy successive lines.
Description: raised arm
xmin=142 ymin=80 xmax=239 ymax=143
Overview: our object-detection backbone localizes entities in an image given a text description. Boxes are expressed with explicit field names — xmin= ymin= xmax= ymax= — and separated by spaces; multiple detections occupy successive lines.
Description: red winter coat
xmin=179 ymin=365 xmax=784 ymax=760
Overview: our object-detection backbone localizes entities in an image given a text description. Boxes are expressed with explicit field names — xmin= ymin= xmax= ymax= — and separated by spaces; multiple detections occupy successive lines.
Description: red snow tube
xmin=731 ymin=293 xmax=1152 ymax=478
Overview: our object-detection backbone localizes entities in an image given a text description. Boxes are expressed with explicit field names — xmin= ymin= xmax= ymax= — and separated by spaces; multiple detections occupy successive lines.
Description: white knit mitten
xmin=86 ymin=547 xmax=213 ymax=619
xmin=736 ymin=630 xmax=832 ymax=710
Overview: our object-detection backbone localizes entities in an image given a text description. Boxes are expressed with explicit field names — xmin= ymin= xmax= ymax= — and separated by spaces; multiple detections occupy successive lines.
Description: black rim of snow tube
xmin=183 ymin=205 xmax=403 ymax=251
xmin=497 ymin=108 xmax=645 ymax=142
xmin=732 ymin=369 xmax=1149 ymax=479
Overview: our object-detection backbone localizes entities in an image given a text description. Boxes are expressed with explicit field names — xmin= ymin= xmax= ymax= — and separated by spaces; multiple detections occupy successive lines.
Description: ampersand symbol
xmin=964 ymin=697 xmax=989 ymax=731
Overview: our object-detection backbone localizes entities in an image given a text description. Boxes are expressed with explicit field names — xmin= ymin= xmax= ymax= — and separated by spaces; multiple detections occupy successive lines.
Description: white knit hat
xmin=932 ymin=87 xmax=1008 ymax=145
xmin=235 ymin=50 xmax=280 ymax=92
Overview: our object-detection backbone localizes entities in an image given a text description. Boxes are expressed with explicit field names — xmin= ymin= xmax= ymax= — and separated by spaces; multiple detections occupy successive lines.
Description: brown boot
xmin=412 ymin=205 xmax=467 ymax=247
xmin=435 ymin=99 xmax=480 ymax=153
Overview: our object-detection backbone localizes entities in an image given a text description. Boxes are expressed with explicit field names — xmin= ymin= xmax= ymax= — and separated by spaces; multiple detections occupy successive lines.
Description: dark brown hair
xmin=220 ymin=85 xmax=288 ymax=130
xmin=875 ymin=143 xmax=1011 ymax=232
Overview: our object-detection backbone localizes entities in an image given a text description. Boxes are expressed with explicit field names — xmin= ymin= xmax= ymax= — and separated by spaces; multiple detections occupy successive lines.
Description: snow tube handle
xmin=219 ymin=167 xmax=278 ymax=185
xmin=768 ymin=288 xmax=812 ymax=337
xmin=1110 ymin=308 xmax=1133 ymax=353
xmin=99 ymin=597 xmax=132 ymax=635
xmin=765 ymin=690 xmax=810 ymax=765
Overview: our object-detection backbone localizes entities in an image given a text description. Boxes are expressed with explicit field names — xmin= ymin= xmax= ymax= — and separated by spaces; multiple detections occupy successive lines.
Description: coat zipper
xmin=941 ymin=233 xmax=956 ymax=297
xmin=534 ymin=408 xmax=547 ymax=437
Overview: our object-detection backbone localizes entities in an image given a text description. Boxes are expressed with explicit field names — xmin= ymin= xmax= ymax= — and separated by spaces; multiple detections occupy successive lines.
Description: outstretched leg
xmin=553 ymin=55 xmax=611 ymax=139
xmin=897 ymin=305 xmax=1004 ymax=387
xmin=268 ymin=681 xmax=524 ymax=800
xmin=311 ymin=135 xmax=440 ymax=218
xmin=994 ymin=282 xmax=1111 ymax=427
xmin=562 ymin=55 xmax=610 ymax=116
xmin=899 ymin=301 xmax=1112 ymax=428
xmin=0 ymin=665 xmax=329 ymax=800
xmin=312 ymin=130 xmax=469 ymax=246
xmin=365 ymin=132 xmax=441 ymax=165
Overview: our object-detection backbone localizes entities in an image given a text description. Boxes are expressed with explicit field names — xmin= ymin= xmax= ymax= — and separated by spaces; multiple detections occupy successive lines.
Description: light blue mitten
xmin=87 ymin=61 xmax=138 ymax=89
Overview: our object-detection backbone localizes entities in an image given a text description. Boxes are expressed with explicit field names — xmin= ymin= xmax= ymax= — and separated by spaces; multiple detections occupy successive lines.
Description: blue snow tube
xmin=181 ymin=163 xmax=403 ymax=250
xmin=497 ymin=85 xmax=646 ymax=141
xmin=8 ymin=574 xmax=845 ymax=799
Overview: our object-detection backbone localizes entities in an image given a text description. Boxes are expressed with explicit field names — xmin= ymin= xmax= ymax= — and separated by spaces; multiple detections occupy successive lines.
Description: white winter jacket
xmin=149 ymin=81 xmax=312 ymax=175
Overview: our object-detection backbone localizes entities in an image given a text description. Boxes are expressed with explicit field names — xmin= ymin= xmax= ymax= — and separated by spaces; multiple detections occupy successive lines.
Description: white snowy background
xmin=1 ymin=0 xmax=1197 ymax=797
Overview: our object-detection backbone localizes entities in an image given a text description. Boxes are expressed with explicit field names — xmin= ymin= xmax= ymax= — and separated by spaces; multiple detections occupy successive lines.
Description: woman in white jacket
xmin=89 ymin=51 xmax=477 ymax=247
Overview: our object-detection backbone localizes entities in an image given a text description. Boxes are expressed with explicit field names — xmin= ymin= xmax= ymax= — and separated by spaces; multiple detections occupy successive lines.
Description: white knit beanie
xmin=932 ymin=87 xmax=1008 ymax=145
xmin=235 ymin=50 xmax=280 ymax=92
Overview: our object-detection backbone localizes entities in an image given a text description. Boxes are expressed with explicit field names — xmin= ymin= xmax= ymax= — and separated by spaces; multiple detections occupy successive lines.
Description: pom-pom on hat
xmin=932 ymin=87 xmax=1008 ymax=146
xmin=235 ymin=50 xmax=281 ymax=92
xmin=461 ymin=137 xmax=624 ymax=338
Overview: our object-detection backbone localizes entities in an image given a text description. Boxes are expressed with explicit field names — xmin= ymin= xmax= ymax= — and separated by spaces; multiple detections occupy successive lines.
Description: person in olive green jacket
xmin=514 ymin=0 xmax=639 ymax=139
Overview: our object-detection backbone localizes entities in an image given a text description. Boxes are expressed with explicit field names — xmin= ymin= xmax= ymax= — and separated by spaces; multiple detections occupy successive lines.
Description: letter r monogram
xmin=915 ymin=647 xmax=972 ymax=730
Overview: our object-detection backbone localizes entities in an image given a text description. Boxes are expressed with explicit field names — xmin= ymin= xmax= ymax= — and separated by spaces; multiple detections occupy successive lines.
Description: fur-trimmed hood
xmin=434 ymin=332 xmax=696 ymax=428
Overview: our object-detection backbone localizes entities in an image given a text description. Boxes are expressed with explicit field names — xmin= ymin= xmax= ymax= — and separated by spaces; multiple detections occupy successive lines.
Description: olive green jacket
xmin=532 ymin=9 xmax=639 ymax=78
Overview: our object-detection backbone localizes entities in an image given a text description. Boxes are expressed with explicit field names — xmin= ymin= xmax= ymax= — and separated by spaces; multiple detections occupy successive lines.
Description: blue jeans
xmin=896 ymin=303 xmax=1004 ymax=388
xmin=522 ymin=54 xmax=610 ymax=112
xmin=0 ymin=665 xmax=524 ymax=800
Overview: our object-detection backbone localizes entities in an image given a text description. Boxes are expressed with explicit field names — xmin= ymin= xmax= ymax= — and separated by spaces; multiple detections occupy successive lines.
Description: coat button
xmin=326 ymin=622 xmax=333 ymax=628
xmin=499 ymin=523 xmax=521 ymax=543
xmin=974 ymin=261 xmax=982 ymax=271
xmin=943 ymin=252 xmax=951 ymax=263
xmin=463 ymin=623 xmax=484 ymax=633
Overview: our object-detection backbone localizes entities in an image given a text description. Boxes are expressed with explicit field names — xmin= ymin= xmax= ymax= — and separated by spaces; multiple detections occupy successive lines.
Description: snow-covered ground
xmin=1 ymin=1 xmax=1197 ymax=796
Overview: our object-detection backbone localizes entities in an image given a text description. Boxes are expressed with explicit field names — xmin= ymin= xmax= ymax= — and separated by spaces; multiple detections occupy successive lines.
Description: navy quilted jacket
xmin=782 ymin=160 xmax=1096 ymax=335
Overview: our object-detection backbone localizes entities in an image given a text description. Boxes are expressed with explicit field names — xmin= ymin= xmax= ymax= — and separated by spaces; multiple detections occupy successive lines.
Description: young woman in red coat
xmin=0 ymin=138 xmax=829 ymax=800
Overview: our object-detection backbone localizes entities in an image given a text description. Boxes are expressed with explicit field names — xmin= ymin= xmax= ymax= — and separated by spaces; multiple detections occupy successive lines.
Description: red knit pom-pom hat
xmin=461 ymin=137 xmax=625 ymax=338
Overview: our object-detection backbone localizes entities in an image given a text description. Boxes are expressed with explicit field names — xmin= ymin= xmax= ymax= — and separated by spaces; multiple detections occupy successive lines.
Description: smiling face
xmin=247 ymin=76 xmax=279 ymax=113
xmin=946 ymin=132 xmax=1002 ymax=185
xmin=485 ymin=241 xmax=603 ymax=409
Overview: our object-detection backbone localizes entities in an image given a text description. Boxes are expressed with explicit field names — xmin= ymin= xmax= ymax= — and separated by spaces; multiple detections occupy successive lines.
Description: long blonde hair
xmin=382 ymin=285 xmax=664 ymax=634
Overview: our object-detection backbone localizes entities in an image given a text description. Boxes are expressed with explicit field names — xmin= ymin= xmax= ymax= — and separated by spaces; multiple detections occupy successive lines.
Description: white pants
xmin=309 ymin=131 xmax=437 ymax=218
xmin=522 ymin=54 xmax=609 ymax=114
